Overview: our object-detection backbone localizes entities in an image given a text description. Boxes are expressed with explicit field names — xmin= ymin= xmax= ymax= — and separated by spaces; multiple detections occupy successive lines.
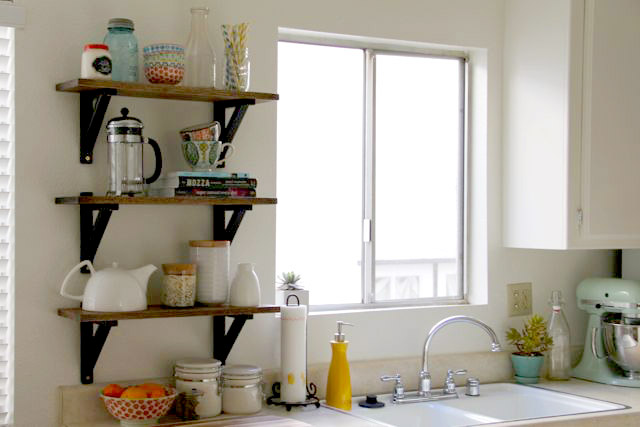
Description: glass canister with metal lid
xmin=221 ymin=364 xmax=263 ymax=414
xmin=174 ymin=358 xmax=222 ymax=418
xmin=104 ymin=18 xmax=139 ymax=82
xmin=106 ymin=108 xmax=162 ymax=195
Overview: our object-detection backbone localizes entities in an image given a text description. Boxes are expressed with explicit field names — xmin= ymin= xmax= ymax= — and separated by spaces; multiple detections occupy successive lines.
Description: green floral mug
xmin=181 ymin=140 xmax=235 ymax=171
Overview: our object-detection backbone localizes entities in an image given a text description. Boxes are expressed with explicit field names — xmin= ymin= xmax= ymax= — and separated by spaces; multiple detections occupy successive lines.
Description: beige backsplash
xmin=60 ymin=348 xmax=584 ymax=426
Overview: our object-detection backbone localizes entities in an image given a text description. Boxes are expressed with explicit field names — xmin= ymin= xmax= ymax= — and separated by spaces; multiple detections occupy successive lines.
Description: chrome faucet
xmin=381 ymin=315 xmax=502 ymax=404
xmin=419 ymin=315 xmax=502 ymax=396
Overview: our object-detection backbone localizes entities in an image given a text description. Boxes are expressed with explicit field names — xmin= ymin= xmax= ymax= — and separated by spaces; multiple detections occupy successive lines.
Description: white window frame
xmin=0 ymin=24 xmax=15 ymax=427
xmin=278 ymin=29 xmax=469 ymax=311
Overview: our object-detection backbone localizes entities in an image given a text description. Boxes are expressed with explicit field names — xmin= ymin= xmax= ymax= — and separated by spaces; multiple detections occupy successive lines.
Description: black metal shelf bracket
xmin=212 ymin=315 xmax=253 ymax=364
xmin=80 ymin=321 xmax=118 ymax=384
xmin=80 ymin=90 xmax=115 ymax=164
xmin=212 ymin=99 xmax=255 ymax=167
xmin=213 ymin=205 xmax=252 ymax=242
xmin=76 ymin=315 xmax=254 ymax=384
xmin=80 ymin=192 xmax=119 ymax=273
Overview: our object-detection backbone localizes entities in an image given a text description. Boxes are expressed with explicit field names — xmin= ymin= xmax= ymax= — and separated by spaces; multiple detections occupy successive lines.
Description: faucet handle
xmin=418 ymin=370 xmax=431 ymax=396
xmin=446 ymin=369 xmax=467 ymax=378
xmin=380 ymin=374 xmax=405 ymax=399
xmin=444 ymin=369 xmax=467 ymax=394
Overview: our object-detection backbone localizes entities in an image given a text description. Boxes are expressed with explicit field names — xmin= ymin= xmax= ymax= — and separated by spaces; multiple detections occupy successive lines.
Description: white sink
xmin=334 ymin=383 xmax=626 ymax=426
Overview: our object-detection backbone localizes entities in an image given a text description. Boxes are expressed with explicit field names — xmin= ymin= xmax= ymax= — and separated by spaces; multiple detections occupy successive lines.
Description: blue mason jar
xmin=103 ymin=18 xmax=138 ymax=82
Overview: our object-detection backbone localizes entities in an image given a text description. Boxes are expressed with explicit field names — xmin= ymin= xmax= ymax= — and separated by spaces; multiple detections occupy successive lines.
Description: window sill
xmin=308 ymin=299 xmax=473 ymax=316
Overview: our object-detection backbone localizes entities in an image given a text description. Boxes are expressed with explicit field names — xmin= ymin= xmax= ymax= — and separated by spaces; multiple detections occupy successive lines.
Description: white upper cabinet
xmin=503 ymin=0 xmax=640 ymax=249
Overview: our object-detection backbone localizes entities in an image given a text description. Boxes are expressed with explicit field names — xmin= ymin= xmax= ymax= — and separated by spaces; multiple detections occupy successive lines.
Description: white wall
xmin=14 ymin=0 xmax=614 ymax=425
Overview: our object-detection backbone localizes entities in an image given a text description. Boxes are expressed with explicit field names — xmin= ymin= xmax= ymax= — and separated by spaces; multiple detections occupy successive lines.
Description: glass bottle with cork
xmin=547 ymin=290 xmax=571 ymax=380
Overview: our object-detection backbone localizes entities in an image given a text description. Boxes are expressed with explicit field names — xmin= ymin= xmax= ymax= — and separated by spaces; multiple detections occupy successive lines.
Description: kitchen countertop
xmin=64 ymin=379 xmax=640 ymax=427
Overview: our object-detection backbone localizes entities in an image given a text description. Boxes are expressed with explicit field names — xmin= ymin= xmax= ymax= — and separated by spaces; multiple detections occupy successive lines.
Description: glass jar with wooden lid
xmin=189 ymin=240 xmax=230 ymax=305
xmin=161 ymin=263 xmax=196 ymax=307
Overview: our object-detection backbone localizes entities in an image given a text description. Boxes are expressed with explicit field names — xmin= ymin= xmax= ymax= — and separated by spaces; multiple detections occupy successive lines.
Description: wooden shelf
xmin=56 ymin=79 xmax=279 ymax=103
xmin=58 ymin=304 xmax=280 ymax=322
xmin=55 ymin=195 xmax=277 ymax=206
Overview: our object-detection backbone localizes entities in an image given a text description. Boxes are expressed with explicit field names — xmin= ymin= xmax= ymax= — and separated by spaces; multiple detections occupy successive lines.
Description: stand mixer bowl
xmin=603 ymin=316 xmax=640 ymax=379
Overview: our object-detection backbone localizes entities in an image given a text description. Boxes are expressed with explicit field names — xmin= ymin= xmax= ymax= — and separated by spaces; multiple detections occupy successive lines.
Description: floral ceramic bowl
xmin=100 ymin=385 xmax=177 ymax=426
xmin=143 ymin=44 xmax=185 ymax=84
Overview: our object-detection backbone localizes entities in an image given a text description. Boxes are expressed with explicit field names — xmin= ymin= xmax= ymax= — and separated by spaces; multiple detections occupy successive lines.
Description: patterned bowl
xmin=179 ymin=121 xmax=221 ymax=142
xmin=143 ymin=43 xmax=184 ymax=55
xmin=143 ymin=44 xmax=185 ymax=84
xmin=100 ymin=385 xmax=177 ymax=426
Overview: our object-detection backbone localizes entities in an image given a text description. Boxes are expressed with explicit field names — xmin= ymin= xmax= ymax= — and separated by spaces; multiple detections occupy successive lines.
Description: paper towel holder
xmin=266 ymin=382 xmax=320 ymax=411
xmin=286 ymin=294 xmax=300 ymax=306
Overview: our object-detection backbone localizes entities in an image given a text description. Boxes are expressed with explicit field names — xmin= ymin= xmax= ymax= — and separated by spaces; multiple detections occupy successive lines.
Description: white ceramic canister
xmin=229 ymin=263 xmax=261 ymax=306
xmin=174 ymin=358 xmax=222 ymax=418
xmin=81 ymin=44 xmax=112 ymax=80
xmin=221 ymin=364 xmax=263 ymax=414
xmin=189 ymin=240 xmax=230 ymax=304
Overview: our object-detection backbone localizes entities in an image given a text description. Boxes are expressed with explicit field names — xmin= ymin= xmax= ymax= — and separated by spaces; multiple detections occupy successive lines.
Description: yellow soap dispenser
xmin=326 ymin=320 xmax=354 ymax=410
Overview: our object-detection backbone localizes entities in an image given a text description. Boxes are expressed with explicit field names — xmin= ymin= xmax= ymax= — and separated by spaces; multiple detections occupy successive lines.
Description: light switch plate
xmin=508 ymin=282 xmax=532 ymax=317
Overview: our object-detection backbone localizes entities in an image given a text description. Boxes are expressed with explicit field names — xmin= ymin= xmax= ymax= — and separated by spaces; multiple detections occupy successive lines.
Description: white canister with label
xmin=189 ymin=240 xmax=230 ymax=304
xmin=221 ymin=364 xmax=263 ymax=414
xmin=81 ymin=44 xmax=112 ymax=80
xmin=174 ymin=358 xmax=222 ymax=418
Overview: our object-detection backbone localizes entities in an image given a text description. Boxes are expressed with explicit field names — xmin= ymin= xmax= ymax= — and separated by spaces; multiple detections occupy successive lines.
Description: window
xmin=276 ymin=36 xmax=466 ymax=308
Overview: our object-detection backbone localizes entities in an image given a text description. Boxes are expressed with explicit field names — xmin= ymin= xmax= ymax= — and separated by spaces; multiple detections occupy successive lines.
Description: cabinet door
xmin=581 ymin=0 xmax=640 ymax=247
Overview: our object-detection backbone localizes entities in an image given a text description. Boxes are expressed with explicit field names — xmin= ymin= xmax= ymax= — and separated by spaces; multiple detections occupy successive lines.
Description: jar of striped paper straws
xmin=221 ymin=23 xmax=250 ymax=91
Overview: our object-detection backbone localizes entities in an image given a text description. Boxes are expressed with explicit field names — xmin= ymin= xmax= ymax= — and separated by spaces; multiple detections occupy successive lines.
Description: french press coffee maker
xmin=106 ymin=108 xmax=162 ymax=195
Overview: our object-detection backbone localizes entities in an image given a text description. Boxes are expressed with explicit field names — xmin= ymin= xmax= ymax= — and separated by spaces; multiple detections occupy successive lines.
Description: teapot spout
xmin=129 ymin=264 xmax=157 ymax=294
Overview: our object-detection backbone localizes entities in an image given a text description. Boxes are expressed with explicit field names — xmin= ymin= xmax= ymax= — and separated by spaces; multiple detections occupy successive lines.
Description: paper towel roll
xmin=280 ymin=304 xmax=307 ymax=403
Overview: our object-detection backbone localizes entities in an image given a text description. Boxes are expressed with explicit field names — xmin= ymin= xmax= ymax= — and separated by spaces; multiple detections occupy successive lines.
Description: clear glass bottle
xmin=184 ymin=8 xmax=216 ymax=87
xmin=103 ymin=18 xmax=138 ymax=82
xmin=547 ymin=290 xmax=571 ymax=380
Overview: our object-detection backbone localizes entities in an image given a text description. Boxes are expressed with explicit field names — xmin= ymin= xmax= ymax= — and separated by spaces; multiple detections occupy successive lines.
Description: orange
xmin=120 ymin=386 xmax=148 ymax=399
xmin=138 ymin=383 xmax=166 ymax=398
xmin=102 ymin=383 xmax=125 ymax=398
xmin=147 ymin=388 xmax=166 ymax=398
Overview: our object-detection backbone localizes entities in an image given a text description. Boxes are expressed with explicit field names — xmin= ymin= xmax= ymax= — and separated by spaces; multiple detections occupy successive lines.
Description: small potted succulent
xmin=276 ymin=271 xmax=309 ymax=306
xmin=506 ymin=314 xmax=553 ymax=384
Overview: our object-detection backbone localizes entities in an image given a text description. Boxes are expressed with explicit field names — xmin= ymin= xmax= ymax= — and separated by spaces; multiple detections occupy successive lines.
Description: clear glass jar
xmin=221 ymin=365 xmax=263 ymax=414
xmin=184 ymin=8 xmax=216 ymax=87
xmin=161 ymin=263 xmax=196 ymax=307
xmin=223 ymin=47 xmax=250 ymax=91
xmin=104 ymin=18 xmax=139 ymax=82
xmin=175 ymin=358 xmax=222 ymax=418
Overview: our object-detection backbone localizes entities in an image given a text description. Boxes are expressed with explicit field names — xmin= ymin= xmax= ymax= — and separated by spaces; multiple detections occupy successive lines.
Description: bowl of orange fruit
xmin=100 ymin=382 xmax=177 ymax=426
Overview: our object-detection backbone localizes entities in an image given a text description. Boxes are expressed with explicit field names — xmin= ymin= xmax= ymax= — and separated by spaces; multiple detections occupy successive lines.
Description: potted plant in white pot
xmin=506 ymin=314 xmax=553 ymax=384
xmin=276 ymin=271 xmax=309 ymax=306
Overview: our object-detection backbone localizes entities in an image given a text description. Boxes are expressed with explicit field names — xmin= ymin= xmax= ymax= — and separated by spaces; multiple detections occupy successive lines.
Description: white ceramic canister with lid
xmin=174 ymin=358 xmax=222 ymax=418
xmin=221 ymin=364 xmax=263 ymax=414
xmin=189 ymin=240 xmax=230 ymax=304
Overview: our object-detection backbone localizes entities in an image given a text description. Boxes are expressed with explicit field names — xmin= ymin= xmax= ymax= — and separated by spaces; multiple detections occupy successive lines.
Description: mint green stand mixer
xmin=573 ymin=278 xmax=640 ymax=387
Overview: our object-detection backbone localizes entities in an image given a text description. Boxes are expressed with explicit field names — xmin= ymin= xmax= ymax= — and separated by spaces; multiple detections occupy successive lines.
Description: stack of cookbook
xmin=149 ymin=171 xmax=257 ymax=197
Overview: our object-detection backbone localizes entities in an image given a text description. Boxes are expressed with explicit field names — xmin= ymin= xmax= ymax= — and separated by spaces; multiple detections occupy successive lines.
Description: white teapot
xmin=60 ymin=260 xmax=156 ymax=312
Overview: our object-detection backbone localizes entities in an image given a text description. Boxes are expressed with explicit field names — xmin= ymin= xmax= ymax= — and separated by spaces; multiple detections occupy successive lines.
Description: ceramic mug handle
xmin=60 ymin=260 xmax=95 ymax=302
xmin=212 ymin=143 xmax=235 ymax=167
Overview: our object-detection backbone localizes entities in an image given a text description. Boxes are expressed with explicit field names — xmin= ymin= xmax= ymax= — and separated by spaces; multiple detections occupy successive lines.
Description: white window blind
xmin=0 ymin=25 xmax=13 ymax=426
